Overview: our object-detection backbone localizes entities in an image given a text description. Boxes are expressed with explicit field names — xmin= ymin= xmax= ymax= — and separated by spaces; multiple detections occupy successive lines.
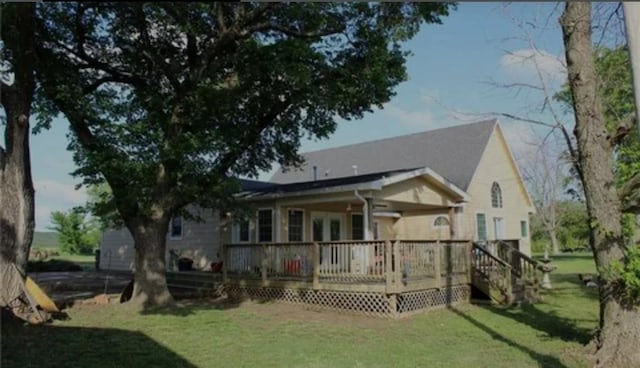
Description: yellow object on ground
xmin=25 ymin=277 xmax=59 ymax=313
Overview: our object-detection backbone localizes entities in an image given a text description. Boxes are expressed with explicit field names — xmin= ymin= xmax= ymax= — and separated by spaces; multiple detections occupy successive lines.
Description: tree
xmin=48 ymin=209 xmax=101 ymax=255
xmin=0 ymin=3 xmax=36 ymax=306
xmin=34 ymin=3 xmax=453 ymax=307
xmin=560 ymin=3 xmax=640 ymax=366
xmin=521 ymin=135 xmax=572 ymax=255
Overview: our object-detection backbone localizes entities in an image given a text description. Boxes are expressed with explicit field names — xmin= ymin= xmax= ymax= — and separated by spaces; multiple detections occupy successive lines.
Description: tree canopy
xmin=33 ymin=2 xmax=454 ymax=306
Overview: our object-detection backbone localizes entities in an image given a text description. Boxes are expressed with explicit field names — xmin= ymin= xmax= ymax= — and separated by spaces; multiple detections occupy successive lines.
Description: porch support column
xmin=275 ymin=204 xmax=282 ymax=243
xmin=448 ymin=207 xmax=456 ymax=239
xmin=365 ymin=198 xmax=374 ymax=240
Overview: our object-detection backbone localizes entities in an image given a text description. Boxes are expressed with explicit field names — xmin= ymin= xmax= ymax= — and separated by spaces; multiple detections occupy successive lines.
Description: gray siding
xmin=99 ymin=206 xmax=224 ymax=271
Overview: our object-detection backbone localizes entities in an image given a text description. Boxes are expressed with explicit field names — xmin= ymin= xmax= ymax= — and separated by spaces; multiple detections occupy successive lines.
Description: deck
xmin=218 ymin=240 xmax=473 ymax=318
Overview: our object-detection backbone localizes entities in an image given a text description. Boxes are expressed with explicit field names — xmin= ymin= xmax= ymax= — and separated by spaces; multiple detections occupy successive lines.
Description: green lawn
xmin=2 ymin=253 xmax=598 ymax=368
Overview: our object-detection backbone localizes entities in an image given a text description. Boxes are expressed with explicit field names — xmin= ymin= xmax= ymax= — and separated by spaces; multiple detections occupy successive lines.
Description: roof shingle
xmin=270 ymin=119 xmax=497 ymax=190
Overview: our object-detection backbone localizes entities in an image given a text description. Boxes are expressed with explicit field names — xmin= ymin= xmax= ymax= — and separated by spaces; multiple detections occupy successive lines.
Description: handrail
xmin=474 ymin=243 xmax=512 ymax=268
xmin=471 ymin=243 xmax=513 ymax=304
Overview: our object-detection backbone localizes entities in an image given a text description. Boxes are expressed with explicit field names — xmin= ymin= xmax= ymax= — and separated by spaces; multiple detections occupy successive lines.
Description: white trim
xmin=169 ymin=216 xmax=183 ymax=240
xmin=286 ymin=208 xmax=305 ymax=242
xmin=237 ymin=166 xmax=470 ymax=203
xmin=373 ymin=211 xmax=402 ymax=218
xmin=256 ymin=208 xmax=274 ymax=243
xmin=432 ymin=215 xmax=451 ymax=228
xmin=493 ymin=216 xmax=505 ymax=240
xmin=378 ymin=167 xmax=470 ymax=201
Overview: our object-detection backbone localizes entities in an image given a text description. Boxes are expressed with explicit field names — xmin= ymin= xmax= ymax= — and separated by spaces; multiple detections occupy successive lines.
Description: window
xmin=288 ymin=209 xmax=304 ymax=242
xmin=257 ymin=209 xmax=273 ymax=242
xmin=521 ymin=220 xmax=528 ymax=237
xmin=476 ymin=213 xmax=487 ymax=241
xmin=493 ymin=217 xmax=504 ymax=239
xmin=351 ymin=214 xmax=364 ymax=240
xmin=233 ymin=219 xmax=250 ymax=243
xmin=491 ymin=182 xmax=503 ymax=208
xmin=170 ymin=216 xmax=183 ymax=239
xmin=433 ymin=215 xmax=450 ymax=228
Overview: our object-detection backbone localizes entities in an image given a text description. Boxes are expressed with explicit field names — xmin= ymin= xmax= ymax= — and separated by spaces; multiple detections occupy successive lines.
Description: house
xmin=99 ymin=119 xmax=535 ymax=272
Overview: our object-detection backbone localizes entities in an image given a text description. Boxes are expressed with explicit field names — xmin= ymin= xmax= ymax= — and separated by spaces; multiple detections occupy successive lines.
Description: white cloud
xmin=500 ymin=48 xmax=566 ymax=84
xmin=34 ymin=179 xmax=87 ymax=231
xmin=382 ymin=104 xmax=434 ymax=127
xmin=500 ymin=122 xmax=540 ymax=162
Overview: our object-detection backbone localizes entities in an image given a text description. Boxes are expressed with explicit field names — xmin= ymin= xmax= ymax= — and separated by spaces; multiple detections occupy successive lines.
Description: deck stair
xmin=471 ymin=241 xmax=541 ymax=305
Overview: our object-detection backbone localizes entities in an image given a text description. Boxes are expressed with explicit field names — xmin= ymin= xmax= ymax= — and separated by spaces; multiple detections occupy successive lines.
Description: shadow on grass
xmin=477 ymin=303 xmax=594 ymax=345
xmin=448 ymin=306 xmax=570 ymax=368
xmin=1 ymin=313 xmax=196 ymax=368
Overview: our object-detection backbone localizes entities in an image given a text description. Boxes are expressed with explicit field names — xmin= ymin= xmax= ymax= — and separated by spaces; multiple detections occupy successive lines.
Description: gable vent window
xmin=433 ymin=216 xmax=450 ymax=228
xmin=491 ymin=182 xmax=503 ymax=208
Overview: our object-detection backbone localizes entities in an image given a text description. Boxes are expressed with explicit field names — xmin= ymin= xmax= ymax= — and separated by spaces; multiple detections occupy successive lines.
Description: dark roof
xmin=270 ymin=119 xmax=497 ymax=190
xmin=241 ymin=168 xmax=418 ymax=196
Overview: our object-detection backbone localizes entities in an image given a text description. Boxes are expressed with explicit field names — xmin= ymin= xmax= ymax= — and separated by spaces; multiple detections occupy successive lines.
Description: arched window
xmin=433 ymin=215 xmax=450 ymax=228
xmin=491 ymin=182 xmax=503 ymax=208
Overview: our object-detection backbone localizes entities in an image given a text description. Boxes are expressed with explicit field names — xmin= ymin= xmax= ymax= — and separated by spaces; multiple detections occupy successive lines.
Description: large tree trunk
xmin=128 ymin=219 xmax=174 ymax=308
xmin=0 ymin=3 xmax=36 ymax=305
xmin=561 ymin=3 xmax=640 ymax=367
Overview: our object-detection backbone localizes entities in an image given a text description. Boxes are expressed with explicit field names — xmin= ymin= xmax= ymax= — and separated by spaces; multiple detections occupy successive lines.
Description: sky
xmin=27 ymin=2 xmax=574 ymax=231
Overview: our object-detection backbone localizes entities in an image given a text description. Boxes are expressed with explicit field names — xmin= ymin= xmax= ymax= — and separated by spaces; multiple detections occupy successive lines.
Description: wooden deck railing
xmin=495 ymin=240 xmax=540 ymax=284
xmin=471 ymin=243 xmax=512 ymax=304
xmin=223 ymin=240 xmax=472 ymax=293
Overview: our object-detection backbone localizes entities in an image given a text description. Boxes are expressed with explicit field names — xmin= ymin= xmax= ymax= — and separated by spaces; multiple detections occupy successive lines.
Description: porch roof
xmin=238 ymin=166 xmax=470 ymax=202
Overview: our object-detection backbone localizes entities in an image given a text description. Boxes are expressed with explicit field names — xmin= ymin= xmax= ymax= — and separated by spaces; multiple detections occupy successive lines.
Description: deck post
xmin=393 ymin=240 xmax=401 ymax=292
xmin=222 ymin=244 xmax=228 ymax=283
xmin=467 ymin=241 xmax=473 ymax=284
xmin=261 ymin=244 xmax=268 ymax=287
xmin=434 ymin=240 xmax=442 ymax=289
xmin=313 ymin=242 xmax=320 ymax=290
xmin=385 ymin=240 xmax=393 ymax=293
xmin=388 ymin=294 xmax=398 ymax=319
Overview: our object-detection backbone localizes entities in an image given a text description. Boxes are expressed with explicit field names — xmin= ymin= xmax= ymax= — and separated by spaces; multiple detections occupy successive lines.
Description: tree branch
xmin=620 ymin=171 xmax=640 ymax=201
xmin=610 ymin=113 xmax=636 ymax=146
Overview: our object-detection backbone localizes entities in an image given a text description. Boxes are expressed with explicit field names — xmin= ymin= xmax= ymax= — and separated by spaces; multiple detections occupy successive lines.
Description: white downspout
xmin=354 ymin=190 xmax=370 ymax=240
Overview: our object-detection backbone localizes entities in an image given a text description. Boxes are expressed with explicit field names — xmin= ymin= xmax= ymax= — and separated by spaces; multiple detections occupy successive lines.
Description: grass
xmin=2 ymin=253 xmax=598 ymax=368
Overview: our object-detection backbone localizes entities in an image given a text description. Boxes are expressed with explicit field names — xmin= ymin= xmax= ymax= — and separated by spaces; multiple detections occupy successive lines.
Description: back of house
xmin=98 ymin=119 xmax=534 ymax=272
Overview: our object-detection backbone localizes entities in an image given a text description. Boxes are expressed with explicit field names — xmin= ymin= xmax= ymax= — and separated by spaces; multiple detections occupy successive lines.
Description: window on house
xmin=491 ymin=182 xmax=503 ymax=208
xmin=476 ymin=213 xmax=487 ymax=241
xmin=433 ymin=215 xmax=450 ymax=228
xmin=493 ymin=217 xmax=504 ymax=239
xmin=170 ymin=216 xmax=183 ymax=239
xmin=257 ymin=209 xmax=273 ymax=243
xmin=521 ymin=220 xmax=528 ymax=238
xmin=288 ymin=210 xmax=304 ymax=242
xmin=233 ymin=219 xmax=250 ymax=243
xmin=351 ymin=214 xmax=364 ymax=240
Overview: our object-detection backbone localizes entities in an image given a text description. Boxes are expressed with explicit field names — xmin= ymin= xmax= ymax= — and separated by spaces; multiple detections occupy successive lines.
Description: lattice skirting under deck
xmin=224 ymin=285 xmax=470 ymax=319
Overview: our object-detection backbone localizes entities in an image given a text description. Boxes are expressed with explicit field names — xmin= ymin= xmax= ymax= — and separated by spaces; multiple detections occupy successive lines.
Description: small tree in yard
xmin=33 ymin=3 xmax=453 ymax=307
xmin=48 ymin=209 xmax=101 ymax=255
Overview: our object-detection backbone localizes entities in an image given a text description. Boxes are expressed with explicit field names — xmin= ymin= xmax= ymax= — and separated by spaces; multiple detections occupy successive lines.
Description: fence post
xmin=385 ymin=240 xmax=393 ymax=293
xmin=434 ymin=240 xmax=442 ymax=289
xmin=222 ymin=244 xmax=228 ymax=283
xmin=313 ymin=242 xmax=320 ymax=290
xmin=467 ymin=241 xmax=473 ymax=284
xmin=261 ymin=244 xmax=268 ymax=287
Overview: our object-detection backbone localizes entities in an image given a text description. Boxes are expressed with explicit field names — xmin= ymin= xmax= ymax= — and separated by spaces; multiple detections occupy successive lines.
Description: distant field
xmin=32 ymin=231 xmax=58 ymax=249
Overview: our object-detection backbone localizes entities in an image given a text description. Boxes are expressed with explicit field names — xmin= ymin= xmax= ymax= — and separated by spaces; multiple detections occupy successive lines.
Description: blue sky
xmin=28 ymin=3 xmax=571 ymax=230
